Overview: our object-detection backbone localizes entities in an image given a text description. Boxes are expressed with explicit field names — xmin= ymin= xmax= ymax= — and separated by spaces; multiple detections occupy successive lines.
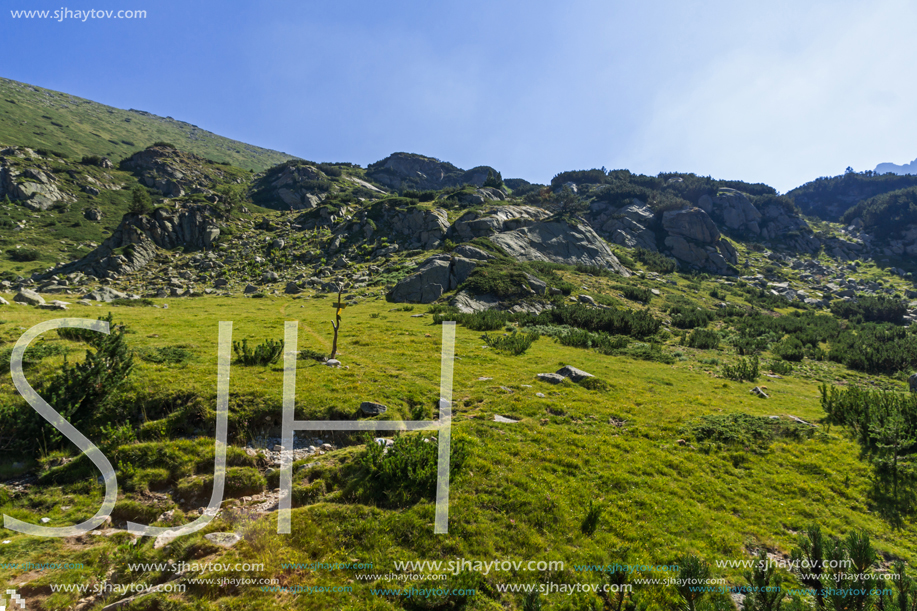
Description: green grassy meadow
xmin=0 ymin=293 xmax=911 ymax=610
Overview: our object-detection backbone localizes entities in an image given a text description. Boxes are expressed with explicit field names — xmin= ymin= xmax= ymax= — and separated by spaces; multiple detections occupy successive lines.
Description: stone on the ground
xmin=204 ymin=532 xmax=242 ymax=548
xmin=556 ymin=365 xmax=594 ymax=382
xmin=360 ymin=402 xmax=387 ymax=416
xmin=536 ymin=373 xmax=566 ymax=384
xmin=494 ymin=415 xmax=520 ymax=423
xmin=14 ymin=289 xmax=45 ymax=306
xmin=83 ymin=287 xmax=127 ymax=302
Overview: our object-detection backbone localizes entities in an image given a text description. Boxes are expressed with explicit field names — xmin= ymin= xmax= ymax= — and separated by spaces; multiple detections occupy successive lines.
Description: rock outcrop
xmin=0 ymin=154 xmax=71 ymax=211
xmin=120 ymin=145 xmax=240 ymax=198
xmin=588 ymin=199 xmax=657 ymax=251
xmin=449 ymin=206 xmax=552 ymax=241
xmin=251 ymin=161 xmax=332 ymax=210
xmin=39 ymin=205 xmax=222 ymax=279
xmin=388 ymin=254 xmax=474 ymax=303
xmin=366 ymin=152 xmax=500 ymax=191
xmin=698 ymin=189 xmax=819 ymax=252
xmin=490 ymin=220 xmax=631 ymax=276
xmin=662 ymin=208 xmax=738 ymax=274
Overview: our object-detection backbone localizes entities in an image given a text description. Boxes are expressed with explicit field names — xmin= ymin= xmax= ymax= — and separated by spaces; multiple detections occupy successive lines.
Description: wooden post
xmin=329 ymin=288 xmax=347 ymax=359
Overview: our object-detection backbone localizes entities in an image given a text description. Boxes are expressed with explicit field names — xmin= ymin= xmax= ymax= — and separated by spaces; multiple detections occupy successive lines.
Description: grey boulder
xmin=360 ymin=402 xmax=387 ymax=416
xmin=13 ymin=289 xmax=44 ymax=306
xmin=556 ymin=365 xmax=594 ymax=382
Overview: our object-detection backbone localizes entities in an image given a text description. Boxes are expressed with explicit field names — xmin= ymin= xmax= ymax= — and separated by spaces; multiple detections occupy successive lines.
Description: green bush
xmin=831 ymin=296 xmax=907 ymax=324
xmin=722 ymin=356 xmax=759 ymax=381
xmin=111 ymin=298 xmax=154 ymax=307
xmin=828 ymin=323 xmax=917 ymax=374
xmin=554 ymin=328 xmax=630 ymax=353
xmin=0 ymin=340 xmax=70 ymax=369
xmin=359 ymin=434 xmax=467 ymax=505
xmin=634 ymin=248 xmax=676 ymax=274
xmin=768 ymin=360 xmax=794 ymax=375
xmin=233 ymin=338 xmax=283 ymax=366
xmin=298 ymin=348 xmax=326 ymax=362
xmin=434 ymin=309 xmax=514 ymax=332
xmin=6 ymin=248 xmax=40 ymax=262
xmin=684 ymin=329 xmax=720 ymax=349
xmin=613 ymin=284 xmax=652 ymax=304
xmin=578 ymin=377 xmax=610 ymax=391
xmin=522 ymin=304 xmax=661 ymax=339
xmin=461 ymin=263 xmax=544 ymax=299
xmin=41 ymin=319 xmax=134 ymax=437
xmin=773 ymin=336 xmax=806 ymax=361
xmin=137 ymin=345 xmax=194 ymax=365
xmin=668 ymin=304 xmax=715 ymax=329
xmin=176 ymin=467 xmax=265 ymax=500
xmin=685 ymin=413 xmax=816 ymax=453
xmin=482 ymin=330 xmax=539 ymax=355
xmin=292 ymin=480 xmax=326 ymax=507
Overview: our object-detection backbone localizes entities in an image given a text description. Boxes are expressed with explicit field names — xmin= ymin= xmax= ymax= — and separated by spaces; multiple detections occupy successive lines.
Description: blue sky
xmin=4 ymin=0 xmax=916 ymax=192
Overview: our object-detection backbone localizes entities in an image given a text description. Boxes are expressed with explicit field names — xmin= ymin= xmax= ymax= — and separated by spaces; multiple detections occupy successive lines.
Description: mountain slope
xmin=0 ymin=77 xmax=296 ymax=171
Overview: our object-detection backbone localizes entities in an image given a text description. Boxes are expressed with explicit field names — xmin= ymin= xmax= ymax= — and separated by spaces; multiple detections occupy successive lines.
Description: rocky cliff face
xmin=661 ymin=207 xmax=738 ymax=275
xmin=490 ymin=220 xmax=630 ymax=275
xmin=0 ymin=146 xmax=75 ymax=210
xmin=366 ymin=152 xmax=499 ymax=191
xmin=120 ymin=145 xmax=243 ymax=198
xmin=698 ymin=189 xmax=819 ymax=252
xmin=39 ymin=205 xmax=221 ymax=279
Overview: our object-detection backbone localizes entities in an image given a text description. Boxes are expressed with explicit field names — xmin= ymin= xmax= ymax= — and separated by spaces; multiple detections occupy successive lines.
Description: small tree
xmin=129 ymin=186 xmax=152 ymax=215
xmin=791 ymin=525 xmax=825 ymax=609
xmin=744 ymin=550 xmax=785 ymax=611
xmin=483 ymin=169 xmax=504 ymax=189
xmin=675 ymin=554 xmax=711 ymax=611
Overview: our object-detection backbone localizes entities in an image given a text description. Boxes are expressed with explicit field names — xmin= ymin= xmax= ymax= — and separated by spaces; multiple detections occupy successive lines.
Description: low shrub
xmin=578 ymin=377 xmax=610 ymax=391
xmin=685 ymin=413 xmax=816 ymax=453
xmin=613 ymin=284 xmax=652 ymax=304
xmin=667 ymin=304 xmax=715 ymax=329
xmin=634 ymin=248 xmax=676 ymax=274
xmin=768 ymin=360 xmax=794 ymax=375
xmin=828 ymin=323 xmax=917 ymax=374
xmin=722 ymin=356 xmax=759 ymax=381
xmin=684 ymin=329 xmax=720 ymax=349
xmin=111 ymin=298 xmax=154 ymax=307
xmin=831 ymin=295 xmax=907 ymax=324
xmin=137 ymin=345 xmax=194 ymax=365
xmin=773 ymin=336 xmax=805 ymax=361
xmin=233 ymin=338 xmax=283 ymax=366
xmin=522 ymin=304 xmax=661 ymax=339
xmin=6 ymin=248 xmax=40 ymax=262
xmin=292 ymin=480 xmax=326 ymax=507
xmin=359 ymin=433 xmax=467 ymax=505
xmin=482 ymin=330 xmax=539 ymax=355
xmin=434 ymin=309 xmax=514 ymax=332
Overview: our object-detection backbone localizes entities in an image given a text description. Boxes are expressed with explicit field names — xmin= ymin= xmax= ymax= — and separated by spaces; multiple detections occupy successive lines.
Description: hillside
xmin=876 ymin=158 xmax=917 ymax=176
xmin=0 ymin=77 xmax=296 ymax=171
xmin=787 ymin=170 xmax=917 ymax=222
xmin=3 ymin=87 xmax=917 ymax=611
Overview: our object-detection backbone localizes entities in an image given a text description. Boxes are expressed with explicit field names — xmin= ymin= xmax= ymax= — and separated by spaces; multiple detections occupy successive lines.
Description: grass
xmin=0 ymin=294 xmax=913 ymax=610
xmin=0 ymin=77 xmax=295 ymax=171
